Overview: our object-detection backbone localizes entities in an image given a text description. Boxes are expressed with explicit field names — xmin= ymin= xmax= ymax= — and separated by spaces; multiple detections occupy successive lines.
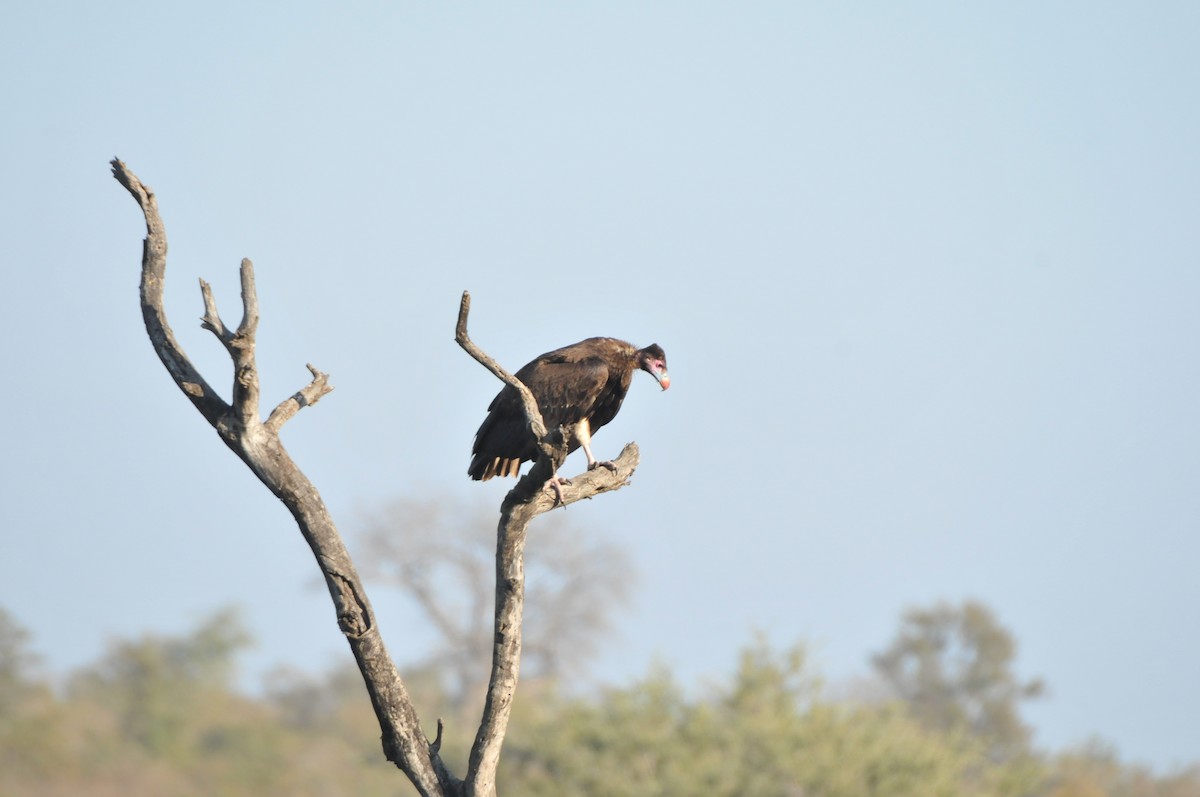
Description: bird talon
xmin=548 ymin=477 xmax=569 ymax=506
xmin=589 ymin=460 xmax=618 ymax=472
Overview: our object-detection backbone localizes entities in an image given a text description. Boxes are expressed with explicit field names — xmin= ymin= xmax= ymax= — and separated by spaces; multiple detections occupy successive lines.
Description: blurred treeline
xmin=2 ymin=603 xmax=1197 ymax=797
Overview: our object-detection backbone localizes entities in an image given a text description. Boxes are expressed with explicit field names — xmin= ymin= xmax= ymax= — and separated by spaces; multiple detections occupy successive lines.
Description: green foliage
xmin=872 ymin=599 xmax=1044 ymax=762
xmin=0 ymin=608 xmax=42 ymax=715
xmin=0 ymin=606 xmax=1195 ymax=797
xmin=0 ymin=609 xmax=66 ymax=788
xmin=67 ymin=607 xmax=252 ymax=760
xmin=501 ymin=641 xmax=1035 ymax=797
xmin=1043 ymin=741 xmax=1200 ymax=797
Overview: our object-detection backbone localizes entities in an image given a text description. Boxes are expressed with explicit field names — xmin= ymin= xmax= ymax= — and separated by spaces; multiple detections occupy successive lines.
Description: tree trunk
xmin=113 ymin=160 xmax=640 ymax=796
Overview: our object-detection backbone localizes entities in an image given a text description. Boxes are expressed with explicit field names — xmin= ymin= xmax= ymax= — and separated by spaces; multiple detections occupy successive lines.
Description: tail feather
xmin=469 ymin=454 xmax=522 ymax=481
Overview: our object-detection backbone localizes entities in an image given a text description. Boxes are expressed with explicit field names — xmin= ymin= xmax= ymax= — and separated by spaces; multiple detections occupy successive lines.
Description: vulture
xmin=468 ymin=337 xmax=670 ymax=482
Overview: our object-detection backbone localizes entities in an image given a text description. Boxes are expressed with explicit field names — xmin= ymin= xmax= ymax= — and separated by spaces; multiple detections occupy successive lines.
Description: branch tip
xmin=237 ymin=258 xmax=259 ymax=337
xmin=456 ymin=290 xmax=472 ymax=341
xmin=115 ymin=159 xmax=227 ymax=426
xmin=264 ymin=363 xmax=334 ymax=433
xmin=199 ymin=278 xmax=230 ymax=342
xmin=431 ymin=718 xmax=445 ymax=752
xmin=110 ymin=158 xmax=136 ymax=194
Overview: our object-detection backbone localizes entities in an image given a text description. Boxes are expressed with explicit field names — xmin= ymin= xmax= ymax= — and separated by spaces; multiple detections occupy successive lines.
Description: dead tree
xmin=111 ymin=159 xmax=640 ymax=797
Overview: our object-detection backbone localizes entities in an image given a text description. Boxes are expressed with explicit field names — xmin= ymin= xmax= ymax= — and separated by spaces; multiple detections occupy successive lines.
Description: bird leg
xmin=576 ymin=418 xmax=618 ymax=473
xmin=581 ymin=441 xmax=617 ymax=473
xmin=543 ymin=418 xmax=617 ymax=505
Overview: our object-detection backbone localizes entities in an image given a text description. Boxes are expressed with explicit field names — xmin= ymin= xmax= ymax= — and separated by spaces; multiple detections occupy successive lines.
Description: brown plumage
xmin=468 ymin=337 xmax=669 ymax=481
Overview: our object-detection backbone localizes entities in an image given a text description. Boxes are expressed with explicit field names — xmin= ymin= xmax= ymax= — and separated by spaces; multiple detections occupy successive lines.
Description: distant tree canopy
xmin=0 ymin=607 xmax=40 ymax=714
xmin=67 ymin=609 xmax=252 ymax=758
xmin=357 ymin=496 xmax=633 ymax=709
xmin=3 ymin=604 xmax=1197 ymax=797
xmin=871 ymin=599 xmax=1045 ymax=762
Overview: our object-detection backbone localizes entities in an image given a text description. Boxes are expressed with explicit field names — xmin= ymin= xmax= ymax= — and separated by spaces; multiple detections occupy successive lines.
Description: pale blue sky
xmin=2 ymin=1 xmax=1198 ymax=770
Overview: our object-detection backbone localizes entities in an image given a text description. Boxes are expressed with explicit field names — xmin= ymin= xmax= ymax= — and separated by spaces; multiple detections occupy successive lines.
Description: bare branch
xmin=537 ymin=443 xmax=639 ymax=510
xmin=431 ymin=718 xmax=445 ymax=752
xmin=199 ymin=278 xmax=232 ymax=345
xmin=463 ymin=445 xmax=637 ymax=797
xmin=111 ymin=158 xmax=228 ymax=426
xmin=455 ymin=294 xmax=641 ymax=797
xmin=236 ymin=257 xmax=259 ymax=338
xmin=455 ymin=291 xmax=548 ymax=443
xmin=265 ymin=363 xmax=334 ymax=434
xmin=225 ymin=258 xmax=262 ymax=429
xmin=114 ymin=159 xmax=457 ymax=797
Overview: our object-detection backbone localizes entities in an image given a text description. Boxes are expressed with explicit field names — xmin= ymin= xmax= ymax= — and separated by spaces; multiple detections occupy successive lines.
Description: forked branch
xmin=454 ymin=291 xmax=639 ymax=797
xmin=112 ymin=159 xmax=452 ymax=797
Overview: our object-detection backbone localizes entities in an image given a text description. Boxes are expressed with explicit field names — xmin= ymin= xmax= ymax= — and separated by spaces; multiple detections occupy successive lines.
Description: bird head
xmin=638 ymin=344 xmax=670 ymax=390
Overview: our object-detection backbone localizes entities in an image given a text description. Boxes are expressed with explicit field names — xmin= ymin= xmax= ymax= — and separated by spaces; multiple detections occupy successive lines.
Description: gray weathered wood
xmin=114 ymin=161 xmax=640 ymax=797
xmin=455 ymin=293 xmax=639 ymax=797
xmin=112 ymin=159 xmax=453 ymax=797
